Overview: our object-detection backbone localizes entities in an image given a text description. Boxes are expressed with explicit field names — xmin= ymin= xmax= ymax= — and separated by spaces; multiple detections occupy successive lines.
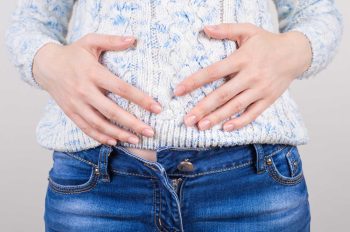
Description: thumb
xmin=203 ymin=23 xmax=259 ymax=44
xmin=79 ymin=33 xmax=136 ymax=52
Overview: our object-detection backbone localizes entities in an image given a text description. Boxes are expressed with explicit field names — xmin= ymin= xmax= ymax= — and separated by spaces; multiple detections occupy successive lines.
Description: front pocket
xmin=265 ymin=145 xmax=304 ymax=186
xmin=47 ymin=151 xmax=99 ymax=194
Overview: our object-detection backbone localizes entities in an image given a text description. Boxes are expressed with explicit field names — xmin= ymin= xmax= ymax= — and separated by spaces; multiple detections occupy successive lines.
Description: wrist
xmin=281 ymin=31 xmax=313 ymax=79
xmin=33 ymin=42 xmax=64 ymax=90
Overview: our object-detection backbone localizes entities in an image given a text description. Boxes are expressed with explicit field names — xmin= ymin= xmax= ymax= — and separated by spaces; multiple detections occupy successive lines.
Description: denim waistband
xmin=60 ymin=143 xmax=292 ymax=180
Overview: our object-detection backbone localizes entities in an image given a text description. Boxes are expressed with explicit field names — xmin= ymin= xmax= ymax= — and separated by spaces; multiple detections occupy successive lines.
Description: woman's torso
xmin=36 ymin=0 xmax=309 ymax=153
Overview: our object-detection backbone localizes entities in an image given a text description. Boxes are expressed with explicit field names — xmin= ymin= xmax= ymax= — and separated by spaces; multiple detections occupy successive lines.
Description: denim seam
xmin=267 ymin=165 xmax=304 ymax=186
xmin=168 ymin=160 xmax=253 ymax=178
xmin=62 ymin=145 xmax=290 ymax=180
xmin=157 ymin=182 xmax=171 ymax=232
xmin=47 ymin=168 xmax=99 ymax=195
xmin=151 ymin=178 xmax=168 ymax=232
xmin=178 ymin=178 xmax=186 ymax=209
xmin=265 ymin=146 xmax=304 ymax=186
xmin=150 ymin=179 xmax=161 ymax=232
xmin=157 ymin=146 xmax=215 ymax=153
xmin=286 ymin=147 xmax=298 ymax=177
xmin=111 ymin=169 xmax=156 ymax=179
xmin=65 ymin=152 xmax=98 ymax=168
xmin=98 ymin=145 xmax=112 ymax=182
xmin=267 ymin=144 xmax=290 ymax=158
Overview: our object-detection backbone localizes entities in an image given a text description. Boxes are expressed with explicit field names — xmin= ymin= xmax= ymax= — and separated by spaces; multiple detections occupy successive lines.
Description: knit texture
xmin=5 ymin=0 xmax=343 ymax=152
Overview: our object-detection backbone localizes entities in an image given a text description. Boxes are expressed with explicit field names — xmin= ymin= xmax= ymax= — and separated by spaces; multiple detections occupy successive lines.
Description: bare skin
xmin=33 ymin=23 xmax=311 ymax=162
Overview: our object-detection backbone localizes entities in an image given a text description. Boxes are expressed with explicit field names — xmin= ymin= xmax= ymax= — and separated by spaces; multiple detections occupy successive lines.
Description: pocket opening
xmin=265 ymin=146 xmax=304 ymax=186
xmin=47 ymin=151 xmax=100 ymax=194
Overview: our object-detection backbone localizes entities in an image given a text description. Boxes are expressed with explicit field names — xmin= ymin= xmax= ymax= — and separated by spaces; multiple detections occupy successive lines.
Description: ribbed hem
xmin=36 ymin=91 xmax=309 ymax=152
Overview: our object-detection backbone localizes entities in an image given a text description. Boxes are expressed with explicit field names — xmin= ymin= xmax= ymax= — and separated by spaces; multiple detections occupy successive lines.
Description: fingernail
xmin=174 ymin=85 xmax=186 ymax=96
xmin=142 ymin=128 xmax=155 ymax=137
xmin=123 ymin=36 xmax=135 ymax=42
xmin=205 ymin=25 xmax=218 ymax=31
xmin=198 ymin=119 xmax=211 ymax=130
xmin=128 ymin=136 xmax=139 ymax=144
xmin=223 ymin=123 xmax=234 ymax=132
xmin=107 ymin=140 xmax=117 ymax=146
xmin=151 ymin=103 xmax=162 ymax=114
xmin=184 ymin=115 xmax=197 ymax=127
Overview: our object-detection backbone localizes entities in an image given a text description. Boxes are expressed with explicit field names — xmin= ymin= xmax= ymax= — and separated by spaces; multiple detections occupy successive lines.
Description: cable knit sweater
xmin=5 ymin=0 xmax=343 ymax=152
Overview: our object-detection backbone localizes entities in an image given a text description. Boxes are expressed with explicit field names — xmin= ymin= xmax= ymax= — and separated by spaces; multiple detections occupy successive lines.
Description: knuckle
xmin=117 ymin=133 xmax=131 ymax=142
xmin=100 ymin=139 xmax=110 ymax=145
xmin=130 ymin=119 xmax=144 ymax=131
xmin=217 ymin=91 xmax=231 ymax=104
xmin=209 ymin=114 xmax=221 ymax=124
xmin=80 ymin=125 xmax=91 ymax=134
xmin=64 ymin=109 xmax=74 ymax=119
xmin=233 ymin=100 xmax=244 ymax=112
xmin=107 ymin=35 xmax=117 ymax=46
xmin=142 ymin=99 xmax=155 ymax=112
xmin=113 ymin=82 xmax=128 ymax=96
xmin=89 ymin=118 xmax=101 ymax=130
xmin=249 ymin=74 xmax=260 ymax=83
xmin=105 ymin=109 xmax=118 ymax=120
xmin=206 ymin=67 xmax=219 ymax=80
xmin=235 ymin=119 xmax=245 ymax=129
xmin=193 ymin=106 xmax=206 ymax=117
xmin=76 ymin=85 xmax=90 ymax=98
xmin=245 ymin=113 xmax=256 ymax=124
xmin=95 ymin=135 xmax=108 ymax=145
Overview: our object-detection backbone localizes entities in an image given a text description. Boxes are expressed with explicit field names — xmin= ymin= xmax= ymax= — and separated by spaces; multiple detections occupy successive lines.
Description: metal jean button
xmin=177 ymin=159 xmax=194 ymax=172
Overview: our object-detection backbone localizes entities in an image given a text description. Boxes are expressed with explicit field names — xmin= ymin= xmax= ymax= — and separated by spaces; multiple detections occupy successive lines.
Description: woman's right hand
xmin=32 ymin=33 xmax=162 ymax=146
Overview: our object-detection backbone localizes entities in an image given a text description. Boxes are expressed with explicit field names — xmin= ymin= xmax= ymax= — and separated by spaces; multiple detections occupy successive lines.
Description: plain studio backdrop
xmin=0 ymin=1 xmax=348 ymax=231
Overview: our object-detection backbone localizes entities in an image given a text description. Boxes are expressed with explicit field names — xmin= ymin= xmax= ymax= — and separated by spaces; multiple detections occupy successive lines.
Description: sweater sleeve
xmin=5 ymin=0 xmax=75 ymax=89
xmin=272 ymin=0 xmax=344 ymax=80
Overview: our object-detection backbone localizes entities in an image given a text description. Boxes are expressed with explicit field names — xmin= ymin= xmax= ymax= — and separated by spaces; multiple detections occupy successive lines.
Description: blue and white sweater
xmin=5 ymin=0 xmax=343 ymax=152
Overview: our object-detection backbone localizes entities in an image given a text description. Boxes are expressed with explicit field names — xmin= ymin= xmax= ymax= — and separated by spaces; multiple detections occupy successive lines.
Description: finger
xmin=69 ymin=112 xmax=117 ymax=146
xmin=203 ymin=23 xmax=260 ymax=44
xmin=86 ymin=87 xmax=156 ymax=138
xmin=183 ymin=75 xmax=247 ymax=127
xmin=196 ymin=89 xmax=261 ymax=130
xmin=95 ymin=65 xmax=162 ymax=114
xmin=78 ymin=104 xmax=141 ymax=144
xmin=174 ymin=52 xmax=244 ymax=96
xmin=79 ymin=33 xmax=136 ymax=52
xmin=222 ymin=99 xmax=269 ymax=131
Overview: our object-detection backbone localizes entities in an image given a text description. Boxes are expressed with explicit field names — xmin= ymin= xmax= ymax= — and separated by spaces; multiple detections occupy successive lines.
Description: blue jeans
xmin=44 ymin=143 xmax=311 ymax=232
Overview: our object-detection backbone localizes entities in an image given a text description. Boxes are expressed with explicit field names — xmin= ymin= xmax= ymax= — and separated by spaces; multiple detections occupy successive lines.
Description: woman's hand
xmin=33 ymin=33 xmax=162 ymax=146
xmin=174 ymin=23 xmax=312 ymax=131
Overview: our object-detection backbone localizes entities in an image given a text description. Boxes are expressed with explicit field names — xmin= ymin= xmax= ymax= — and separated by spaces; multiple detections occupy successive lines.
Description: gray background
xmin=0 ymin=1 xmax=348 ymax=231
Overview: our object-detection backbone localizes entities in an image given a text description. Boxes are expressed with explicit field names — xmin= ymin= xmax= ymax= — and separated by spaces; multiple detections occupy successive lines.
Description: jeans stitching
xmin=152 ymin=179 xmax=167 ymax=232
xmin=111 ymin=169 xmax=155 ymax=178
xmin=47 ymin=168 xmax=99 ymax=194
xmin=179 ymin=178 xmax=186 ymax=209
xmin=158 ymin=182 xmax=171 ymax=232
xmin=267 ymin=165 xmax=304 ymax=185
xmin=265 ymin=146 xmax=304 ymax=185
xmin=267 ymin=144 xmax=290 ymax=158
xmin=64 ymin=152 xmax=98 ymax=168
xmin=168 ymin=160 xmax=253 ymax=178
xmin=151 ymin=179 xmax=161 ymax=232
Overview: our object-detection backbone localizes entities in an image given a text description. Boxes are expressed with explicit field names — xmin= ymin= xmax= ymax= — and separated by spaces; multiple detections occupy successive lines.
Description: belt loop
xmin=98 ymin=145 xmax=113 ymax=182
xmin=252 ymin=144 xmax=266 ymax=174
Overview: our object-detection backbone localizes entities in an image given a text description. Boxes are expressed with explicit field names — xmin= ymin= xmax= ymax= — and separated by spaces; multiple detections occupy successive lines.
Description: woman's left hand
xmin=174 ymin=23 xmax=312 ymax=131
